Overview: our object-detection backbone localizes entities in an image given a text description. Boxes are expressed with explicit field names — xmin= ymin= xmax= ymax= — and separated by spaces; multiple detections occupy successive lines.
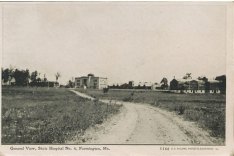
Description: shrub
xmin=178 ymin=105 xmax=185 ymax=115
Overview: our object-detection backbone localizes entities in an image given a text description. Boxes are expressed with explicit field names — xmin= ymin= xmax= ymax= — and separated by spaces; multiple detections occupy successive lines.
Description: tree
xmin=198 ymin=76 xmax=208 ymax=82
xmin=2 ymin=68 xmax=10 ymax=83
xmin=31 ymin=71 xmax=38 ymax=82
xmin=55 ymin=72 xmax=61 ymax=88
xmin=160 ymin=77 xmax=168 ymax=89
xmin=55 ymin=72 xmax=61 ymax=83
xmin=183 ymin=73 xmax=192 ymax=79
xmin=25 ymin=69 xmax=30 ymax=86
xmin=13 ymin=69 xmax=30 ymax=86
xmin=2 ymin=67 xmax=15 ymax=84
xmin=66 ymin=80 xmax=75 ymax=88
xmin=36 ymin=77 xmax=41 ymax=83
xmin=8 ymin=65 xmax=15 ymax=81
xmin=43 ymin=74 xmax=47 ymax=82
xmin=30 ymin=71 xmax=38 ymax=86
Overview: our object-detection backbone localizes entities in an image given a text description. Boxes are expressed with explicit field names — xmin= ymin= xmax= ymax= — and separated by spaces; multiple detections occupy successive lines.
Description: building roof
xmin=87 ymin=73 xmax=95 ymax=77
xmin=136 ymin=82 xmax=154 ymax=86
xmin=172 ymin=78 xmax=189 ymax=83
xmin=75 ymin=76 xmax=107 ymax=79
xmin=171 ymin=78 xmax=205 ymax=84
xmin=208 ymin=80 xmax=220 ymax=83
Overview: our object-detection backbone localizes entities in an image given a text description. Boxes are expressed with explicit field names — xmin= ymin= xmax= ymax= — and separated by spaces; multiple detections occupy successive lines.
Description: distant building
xmin=184 ymin=80 xmax=205 ymax=93
xmin=151 ymin=83 xmax=161 ymax=90
xmin=169 ymin=77 xmax=222 ymax=94
xmin=75 ymin=74 xmax=108 ymax=89
xmin=170 ymin=79 xmax=188 ymax=90
xmin=134 ymin=82 xmax=152 ymax=90
xmin=206 ymin=80 xmax=220 ymax=93
xmin=215 ymin=75 xmax=226 ymax=94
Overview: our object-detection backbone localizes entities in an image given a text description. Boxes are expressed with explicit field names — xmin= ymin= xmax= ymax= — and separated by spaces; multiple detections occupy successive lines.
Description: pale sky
xmin=2 ymin=2 xmax=227 ymax=85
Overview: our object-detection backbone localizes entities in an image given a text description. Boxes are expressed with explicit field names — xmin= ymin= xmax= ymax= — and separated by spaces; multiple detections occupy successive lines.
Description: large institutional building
xmin=75 ymin=74 xmax=108 ymax=89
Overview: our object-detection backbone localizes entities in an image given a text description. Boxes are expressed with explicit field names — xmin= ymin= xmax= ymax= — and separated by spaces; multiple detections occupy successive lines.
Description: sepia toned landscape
xmin=1 ymin=70 xmax=226 ymax=145
xmin=1 ymin=2 xmax=227 ymax=145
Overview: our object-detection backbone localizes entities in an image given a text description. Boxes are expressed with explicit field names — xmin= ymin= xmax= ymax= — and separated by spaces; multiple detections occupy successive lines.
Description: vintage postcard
xmin=0 ymin=1 xmax=233 ymax=156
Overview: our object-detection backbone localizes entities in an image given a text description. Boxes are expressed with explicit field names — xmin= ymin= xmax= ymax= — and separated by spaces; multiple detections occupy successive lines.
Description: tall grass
xmin=2 ymin=87 xmax=122 ymax=144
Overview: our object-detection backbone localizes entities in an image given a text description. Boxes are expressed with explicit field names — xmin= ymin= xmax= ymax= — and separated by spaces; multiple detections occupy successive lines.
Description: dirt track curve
xmin=68 ymin=90 xmax=222 ymax=145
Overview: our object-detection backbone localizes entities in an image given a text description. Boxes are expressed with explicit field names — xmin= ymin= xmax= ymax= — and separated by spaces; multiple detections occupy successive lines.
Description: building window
xmin=83 ymin=79 xmax=87 ymax=85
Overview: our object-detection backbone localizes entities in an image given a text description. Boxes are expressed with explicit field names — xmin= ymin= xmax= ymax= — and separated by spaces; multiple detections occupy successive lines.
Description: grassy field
xmin=76 ymin=88 xmax=226 ymax=140
xmin=1 ymin=87 xmax=122 ymax=144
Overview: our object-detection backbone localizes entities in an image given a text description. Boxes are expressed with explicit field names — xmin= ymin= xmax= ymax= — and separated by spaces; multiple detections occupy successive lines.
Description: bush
xmin=178 ymin=105 xmax=185 ymax=115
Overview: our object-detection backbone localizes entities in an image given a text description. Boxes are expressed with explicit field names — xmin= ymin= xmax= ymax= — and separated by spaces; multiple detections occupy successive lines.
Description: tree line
xmin=1 ymin=66 xmax=61 ymax=87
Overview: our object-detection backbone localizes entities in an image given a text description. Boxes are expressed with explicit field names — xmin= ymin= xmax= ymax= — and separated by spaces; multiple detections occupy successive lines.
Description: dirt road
xmin=69 ymin=90 xmax=221 ymax=145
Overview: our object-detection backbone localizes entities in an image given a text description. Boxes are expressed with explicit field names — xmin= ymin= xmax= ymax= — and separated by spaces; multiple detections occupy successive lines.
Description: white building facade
xmin=75 ymin=74 xmax=108 ymax=89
